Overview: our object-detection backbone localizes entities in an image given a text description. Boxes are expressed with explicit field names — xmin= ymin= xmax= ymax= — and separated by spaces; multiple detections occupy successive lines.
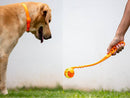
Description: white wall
xmin=63 ymin=0 xmax=130 ymax=91
xmin=0 ymin=0 xmax=130 ymax=91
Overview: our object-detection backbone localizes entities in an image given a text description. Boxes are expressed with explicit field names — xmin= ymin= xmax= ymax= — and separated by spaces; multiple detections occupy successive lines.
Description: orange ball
xmin=64 ymin=67 xmax=74 ymax=78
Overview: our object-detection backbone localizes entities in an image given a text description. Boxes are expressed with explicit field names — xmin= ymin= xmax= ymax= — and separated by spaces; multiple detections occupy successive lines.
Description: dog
xmin=0 ymin=2 xmax=52 ymax=95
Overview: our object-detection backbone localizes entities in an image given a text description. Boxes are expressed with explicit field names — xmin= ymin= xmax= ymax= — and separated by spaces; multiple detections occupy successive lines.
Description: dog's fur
xmin=0 ymin=2 xmax=52 ymax=95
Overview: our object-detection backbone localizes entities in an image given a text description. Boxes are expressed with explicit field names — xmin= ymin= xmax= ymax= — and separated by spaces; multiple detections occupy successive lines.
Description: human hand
xmin=107 ymin=36 xmax=125 ymax=55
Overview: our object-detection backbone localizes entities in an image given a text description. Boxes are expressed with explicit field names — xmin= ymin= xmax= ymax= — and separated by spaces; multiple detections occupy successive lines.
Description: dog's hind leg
xmin=0 ymin=52 xmax=8 ymax=95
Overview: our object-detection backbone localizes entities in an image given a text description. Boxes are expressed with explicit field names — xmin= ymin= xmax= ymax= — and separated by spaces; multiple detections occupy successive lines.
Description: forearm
xmin=115 ymin=0 xmax=130 ymax=38
xmin=107 ymin=1 xmax=129 ymax=54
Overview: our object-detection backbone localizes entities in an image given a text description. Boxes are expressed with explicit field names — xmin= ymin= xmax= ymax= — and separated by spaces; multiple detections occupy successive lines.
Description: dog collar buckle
xmin=21 ymin=3 xmax=31 ymax=32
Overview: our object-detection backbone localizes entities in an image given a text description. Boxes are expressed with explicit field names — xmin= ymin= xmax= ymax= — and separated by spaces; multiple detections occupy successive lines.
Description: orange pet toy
xmin=64 ymin=41 xmax=125 ymax=78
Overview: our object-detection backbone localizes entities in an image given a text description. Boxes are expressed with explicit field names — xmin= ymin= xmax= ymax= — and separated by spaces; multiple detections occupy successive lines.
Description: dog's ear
xmin=40 ymin=4 xmax=51 ymax=24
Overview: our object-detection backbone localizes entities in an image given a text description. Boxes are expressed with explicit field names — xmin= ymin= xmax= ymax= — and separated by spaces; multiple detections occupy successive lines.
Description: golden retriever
xmin=0 ymin=2 xmax=52 ymax=95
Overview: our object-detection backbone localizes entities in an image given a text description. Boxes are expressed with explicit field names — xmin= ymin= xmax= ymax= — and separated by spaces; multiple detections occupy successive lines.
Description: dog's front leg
xmin=0 ymin=52 xmax=8 ymax=95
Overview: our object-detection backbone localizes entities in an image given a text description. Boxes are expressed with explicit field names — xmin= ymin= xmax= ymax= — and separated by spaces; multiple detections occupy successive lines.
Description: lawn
xmin=0 ymin=87 xmax=130 ymax=98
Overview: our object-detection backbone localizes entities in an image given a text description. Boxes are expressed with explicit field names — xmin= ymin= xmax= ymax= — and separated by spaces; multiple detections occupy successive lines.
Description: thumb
xmin=107 ymin=40 xmax=118 ymax=54
xmin=107 ymin=44 xmax=113 ymax=53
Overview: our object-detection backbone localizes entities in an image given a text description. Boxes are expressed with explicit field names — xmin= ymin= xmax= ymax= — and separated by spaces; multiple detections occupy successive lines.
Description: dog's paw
xmin=1 ymin=89 xmax=8 ymax=95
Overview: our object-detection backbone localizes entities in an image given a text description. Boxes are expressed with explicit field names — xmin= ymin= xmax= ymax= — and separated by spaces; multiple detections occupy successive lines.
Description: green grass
xmin=0 ymin=87 xmax=130 ymax=98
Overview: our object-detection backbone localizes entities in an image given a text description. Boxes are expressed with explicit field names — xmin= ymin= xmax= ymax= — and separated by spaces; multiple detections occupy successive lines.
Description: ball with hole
xmin=64 ymin=67 xmax=74 ymax=78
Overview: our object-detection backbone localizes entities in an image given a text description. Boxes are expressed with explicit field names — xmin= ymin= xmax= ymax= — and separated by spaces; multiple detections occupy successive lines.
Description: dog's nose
xmin=48 ymin=35 xmax=52 ymax=39
xmin=44 ymin=35 xmax=52 ymax=40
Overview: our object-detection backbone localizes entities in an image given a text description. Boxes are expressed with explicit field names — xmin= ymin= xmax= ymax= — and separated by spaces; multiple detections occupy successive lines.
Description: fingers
xmin=111 ymin=43 xmax=124 ymax=55
xmin=107 ymin=35 xmax=125 ymax=56
xmin=116 ymin=43 xmax=124 ymax=53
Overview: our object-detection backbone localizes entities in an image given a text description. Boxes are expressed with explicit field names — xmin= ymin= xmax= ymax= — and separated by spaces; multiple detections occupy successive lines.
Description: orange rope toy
xmin=64 ymin=41 xmax=125 ymax=78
